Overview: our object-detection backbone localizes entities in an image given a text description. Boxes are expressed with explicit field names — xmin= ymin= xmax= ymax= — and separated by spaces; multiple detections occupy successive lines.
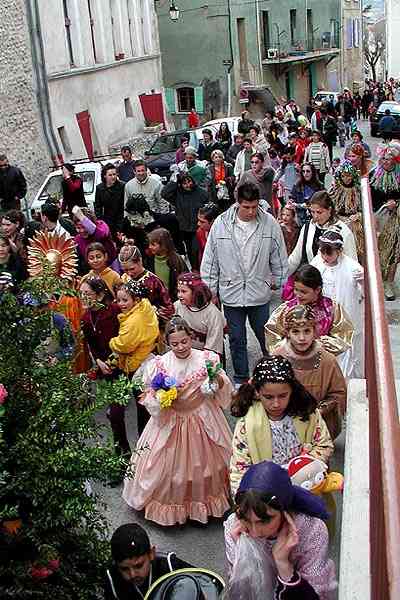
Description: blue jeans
xmin=224 ymin=303 xmax=270 ymax=383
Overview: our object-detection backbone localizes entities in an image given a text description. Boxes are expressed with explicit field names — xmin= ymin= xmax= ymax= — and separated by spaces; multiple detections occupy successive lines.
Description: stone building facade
xmin=0 ymin=0 xmax=164 ymax=205
xmin=0 ymin=0 xmax=51 ymax=203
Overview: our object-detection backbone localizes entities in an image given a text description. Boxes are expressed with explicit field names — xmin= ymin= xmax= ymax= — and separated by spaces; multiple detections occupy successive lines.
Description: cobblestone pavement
xmin=94 ymin=118 xmax=384 ymax=583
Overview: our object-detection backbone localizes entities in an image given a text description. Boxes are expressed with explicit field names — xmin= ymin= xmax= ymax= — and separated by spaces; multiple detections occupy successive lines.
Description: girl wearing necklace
xmin=272 ymin=305 xmax=346 ymax=441
xmin=229 ymin=355 xmax=333 ymax=497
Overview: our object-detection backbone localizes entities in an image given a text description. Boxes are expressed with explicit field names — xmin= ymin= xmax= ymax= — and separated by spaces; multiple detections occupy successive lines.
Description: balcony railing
xmin=361 ymin=178 xmax=400 ymax=598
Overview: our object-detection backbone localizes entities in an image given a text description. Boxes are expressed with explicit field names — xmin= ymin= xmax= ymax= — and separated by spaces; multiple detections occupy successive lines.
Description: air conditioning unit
xmin=267 ymin=48 xmax=278 ymax=59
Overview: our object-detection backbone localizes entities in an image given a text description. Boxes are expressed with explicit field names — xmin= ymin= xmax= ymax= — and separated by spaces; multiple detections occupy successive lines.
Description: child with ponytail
xmin=230 ymin=355 xmax=333 ymax=496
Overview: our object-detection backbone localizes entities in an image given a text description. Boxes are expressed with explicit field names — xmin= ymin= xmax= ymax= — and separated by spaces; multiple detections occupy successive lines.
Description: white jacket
xmin=201 ymin=203 xmax=288 ymax=307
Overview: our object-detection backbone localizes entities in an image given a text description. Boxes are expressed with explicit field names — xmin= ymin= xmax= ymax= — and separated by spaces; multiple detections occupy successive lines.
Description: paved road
xmin=95 ymin=118 xmax=383 ymax=584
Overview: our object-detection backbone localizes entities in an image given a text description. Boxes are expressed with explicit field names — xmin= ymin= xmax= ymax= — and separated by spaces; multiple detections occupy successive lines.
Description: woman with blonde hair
xmin=206 ymin=149 xmax=235 ymax=211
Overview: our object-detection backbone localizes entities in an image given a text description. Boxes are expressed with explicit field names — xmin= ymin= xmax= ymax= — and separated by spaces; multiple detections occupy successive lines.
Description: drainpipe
xmin=26 ymin=0 xmax=63 ymax=166
xmin=255 ymin=0 xmax=263 ymax=85
xmin=227 ymin=0 xmax=234 ymax=117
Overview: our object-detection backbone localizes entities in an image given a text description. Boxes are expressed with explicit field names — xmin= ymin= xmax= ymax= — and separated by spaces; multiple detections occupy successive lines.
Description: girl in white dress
xmin=311 ymin=229 xmax=364 ymax=378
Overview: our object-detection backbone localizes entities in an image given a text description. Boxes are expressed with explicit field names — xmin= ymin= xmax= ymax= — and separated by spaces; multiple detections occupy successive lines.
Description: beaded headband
xmin=252 ymin=355 xmax=295 ymax=386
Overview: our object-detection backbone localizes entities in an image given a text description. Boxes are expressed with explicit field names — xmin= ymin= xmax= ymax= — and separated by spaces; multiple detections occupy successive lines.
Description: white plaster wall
xmin=387 ymin=0 xmax=400 ymax=78
xmin=48 ymin=57 xmax=162 ymax=156
xmin=37 ymin=0 xmax=162 ymax=158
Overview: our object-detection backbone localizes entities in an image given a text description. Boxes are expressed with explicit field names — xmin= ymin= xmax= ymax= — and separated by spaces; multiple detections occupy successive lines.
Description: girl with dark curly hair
xmin=230 ymin=355 xmax=334 ymax=496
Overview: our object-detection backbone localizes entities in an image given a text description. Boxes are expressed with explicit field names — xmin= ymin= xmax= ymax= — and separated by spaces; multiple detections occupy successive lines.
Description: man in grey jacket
xmin=201 ymin=182 xmax=288 ymax=384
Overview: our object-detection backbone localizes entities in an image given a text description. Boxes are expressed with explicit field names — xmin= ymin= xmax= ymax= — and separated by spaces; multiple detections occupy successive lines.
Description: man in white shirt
xmin=41 ymin=202 xmax=72 ymax=238
xmin=201 ymin=182 xmax=288 ymax=384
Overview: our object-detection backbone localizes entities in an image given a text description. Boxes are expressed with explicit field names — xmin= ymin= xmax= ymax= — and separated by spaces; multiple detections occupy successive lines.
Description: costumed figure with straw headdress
xmin=28 ymin=230 xmax=90 ymax=372
xmin=369 ymin=141 xmax=400 ymax=300
xmin=328 ymin=160 xmax=364 ymax=261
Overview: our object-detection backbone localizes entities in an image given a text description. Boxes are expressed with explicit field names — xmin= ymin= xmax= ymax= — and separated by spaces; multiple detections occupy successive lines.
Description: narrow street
xmin=96 ymin=116 xmax=389 ymax=582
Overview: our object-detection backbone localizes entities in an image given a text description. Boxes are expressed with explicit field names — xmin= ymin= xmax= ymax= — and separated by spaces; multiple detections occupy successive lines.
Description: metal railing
xmin=361 ymin=178 xmax=400 ymax=598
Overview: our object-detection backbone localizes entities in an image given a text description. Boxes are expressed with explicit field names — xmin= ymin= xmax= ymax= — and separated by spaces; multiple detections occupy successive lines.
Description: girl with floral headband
xmin=272 ymin=304 xmax=346 ymax=440
xmin=369 ymin=141 xmax=400 ymax=300
xmin=229 ymin=355 xmax=333 ymax=497
xmin=328 ymin=160 xmax=364 ymax=261
xmin=122 ymin=315 xmax=233 ymax=526
xmin=174 ymin=272 xmax=226 ymax=356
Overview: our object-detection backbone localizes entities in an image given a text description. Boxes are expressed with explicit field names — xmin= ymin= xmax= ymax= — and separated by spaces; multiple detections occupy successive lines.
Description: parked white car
xmin=202 ymin=116 xmax=241 ymax=136
xmin=314 ymin=91 xmax=340 ymax=107
xmin=28 ymin=158 xmax=121 ymax=219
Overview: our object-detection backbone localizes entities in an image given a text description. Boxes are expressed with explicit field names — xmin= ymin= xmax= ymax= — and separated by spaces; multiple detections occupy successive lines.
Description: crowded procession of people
xmin=1 ymin=78 xmax=400 ymax=598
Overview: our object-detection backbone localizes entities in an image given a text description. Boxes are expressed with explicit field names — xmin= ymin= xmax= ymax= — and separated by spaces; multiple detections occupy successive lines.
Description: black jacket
xmin=197 ymin=141 xmax=221 ymax=163
xmin=94 ymin=180 xmax=125 ymax=235
xmin=161 ymin=180 xmax=208 ymax=232
xmin=0 ymin=165 xmax=27 ymax=211
xmin=104 ymin=552 xmax=192 ymax=600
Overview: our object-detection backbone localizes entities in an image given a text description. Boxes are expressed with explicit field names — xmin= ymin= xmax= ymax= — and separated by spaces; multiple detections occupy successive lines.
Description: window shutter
xmin=164 ymin=88 xmax=176 ymax=114
xmin=194 ymin=87 xmax=204 ymax=114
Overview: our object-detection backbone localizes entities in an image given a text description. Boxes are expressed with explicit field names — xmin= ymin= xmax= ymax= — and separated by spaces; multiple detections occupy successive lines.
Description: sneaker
xmin=384 ymin=281 xmax=396 ymax=301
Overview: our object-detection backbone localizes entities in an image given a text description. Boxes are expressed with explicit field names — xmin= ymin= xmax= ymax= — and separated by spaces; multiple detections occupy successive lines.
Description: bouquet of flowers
xmin=201 ymin=360 xmax=222 ymax=394
xmin=151 ymin=373 xmax=178 ymax=409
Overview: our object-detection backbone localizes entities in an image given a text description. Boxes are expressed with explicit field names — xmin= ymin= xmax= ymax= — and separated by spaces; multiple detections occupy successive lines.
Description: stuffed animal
xmin=287 ymin=454 xmax=344 ymax=495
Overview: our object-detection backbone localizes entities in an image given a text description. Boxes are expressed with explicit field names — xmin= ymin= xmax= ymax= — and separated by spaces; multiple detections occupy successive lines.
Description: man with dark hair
xmin=124 ymin=160 xmax=168 ymax=217
xmin=41 ymin=202 xmax=73 ymax=238
xmin=201 ymin=182 xmax=288 ymax=385
xmin=0 ymin=154 xmax=27 ymax=213
xmin=226 ymin=133 xmax=244 ymax=166
xmin=104 ymin=523 xmax=192 ymax=600
xmin=94 ymin=163 xmax=125 ymax=237
xmin=320 ymin=108 xmax=337 ymax=162
xmin=379 ymin=109 xmax=397 ymax=142
xmin=197 ymin=129 xmax=220 ymax=162
xmin=118 ymin=146 xmax=135 ymax=182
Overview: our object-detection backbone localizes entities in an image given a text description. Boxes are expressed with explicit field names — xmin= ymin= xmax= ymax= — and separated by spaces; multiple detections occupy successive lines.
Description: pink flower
xmin=0 ymin=384 xmax=8 ymax=405
xmin=48 ymin=559 xmax=60 ymax=571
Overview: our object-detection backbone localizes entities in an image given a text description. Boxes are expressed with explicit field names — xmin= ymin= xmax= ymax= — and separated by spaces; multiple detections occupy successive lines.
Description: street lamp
xmin=169 ymin=2 xmax=180 ymax=21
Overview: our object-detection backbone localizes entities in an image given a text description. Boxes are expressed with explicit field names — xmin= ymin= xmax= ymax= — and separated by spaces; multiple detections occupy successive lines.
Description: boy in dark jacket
xmin=104 ymin=523 xmax=192 ymax=600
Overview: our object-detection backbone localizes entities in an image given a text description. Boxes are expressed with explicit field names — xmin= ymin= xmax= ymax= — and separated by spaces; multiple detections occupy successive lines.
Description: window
xmin=290 ymin=9 xmax=297 ymax=46
xmin=262 ymin=11 xmax=270 ymax=55
xmin=124 ymin=98 xmax=133 ymax=118
xmin=177 ymin=87 xmax=195 ymax=113
xmin=57 ymin=126 xmax=72 ymax=155
xmin=110 ymin=0 xmax=118 ymax=57
xmin=39 ymin=175 xmax=63 ymax=204
xmin=126 ymin=0 xmax=137 ymax=56
xmin=87 ymin=0 xmax=98 ymax=62
xmin=237 ymin=18 xmax=249 ymax=79
xmin=62 ymin=0 xmax=74 ymax=66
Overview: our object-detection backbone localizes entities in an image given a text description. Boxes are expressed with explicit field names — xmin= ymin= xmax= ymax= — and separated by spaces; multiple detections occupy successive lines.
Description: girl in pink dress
xmin=122 ymin=316 xmax=233 ymax=526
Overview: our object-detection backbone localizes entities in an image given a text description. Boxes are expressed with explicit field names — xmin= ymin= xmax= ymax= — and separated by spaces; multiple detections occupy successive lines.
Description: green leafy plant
xmin=0 ymin=280 xmax=132 ymax=598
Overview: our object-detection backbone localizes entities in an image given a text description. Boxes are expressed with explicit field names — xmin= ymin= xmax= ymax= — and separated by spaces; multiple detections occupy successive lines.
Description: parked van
xmin=27 ymin=157 xmax=121 ymax=220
